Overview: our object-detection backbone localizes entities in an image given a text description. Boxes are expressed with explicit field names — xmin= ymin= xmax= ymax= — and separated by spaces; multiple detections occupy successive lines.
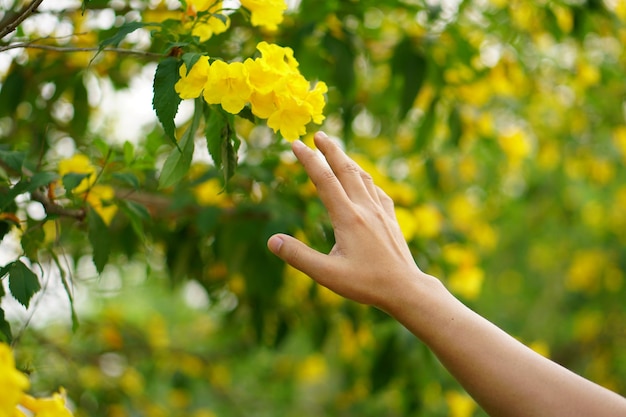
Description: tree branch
xmin=0 ymin=0 xmax=46 ymax=40
xmin=0 ymin=42 xmax=164 ymax=59
xmin=31 ymin=190 xmax=86 ymax=222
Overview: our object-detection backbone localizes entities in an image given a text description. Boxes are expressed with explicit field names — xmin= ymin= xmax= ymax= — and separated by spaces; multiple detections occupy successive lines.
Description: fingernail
xmin=268 ymin=235 xmax=284 ymax=253
xmin=316 ymin=131 xmax=328 ymax=139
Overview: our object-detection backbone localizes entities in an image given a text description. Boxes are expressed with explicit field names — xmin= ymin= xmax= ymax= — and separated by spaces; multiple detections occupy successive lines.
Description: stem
xmin=0 ymin=42 xmax=164 ymax=58
xmin=0 ymin=0 xmax=46 ymax=39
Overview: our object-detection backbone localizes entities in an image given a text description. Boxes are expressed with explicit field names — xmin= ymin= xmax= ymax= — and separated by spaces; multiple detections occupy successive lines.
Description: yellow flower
xmin=240 ymin=0 xmax=287 ymax=31
xmin=448 ymin=265 xmax=484 ymax=300
xmin=203 ymin=60 xmax=252 ymax=114
xmin=20 ymin=391 xmax=73 ymax=417
xmin=192 ymin=178 xmax=228 ymax=206
xmin=175 ymin=56 xmax=211 ymax=99
xmin=413 ymin=204 xmax=443 ymax=238
xmin=296 ymin=354 xmax=328 ymax=384
xmin=446 ymin=390 xmax=477 ymax=417
xmin=186 ymin=1 xmax=230 ymax=42
xmin=0 ymin=343 xmax=30 ymax=417
xmin=86 ymin=185 xmax=117 ymax=226
xmin=58 ymin=154 xmax=96 ymax=193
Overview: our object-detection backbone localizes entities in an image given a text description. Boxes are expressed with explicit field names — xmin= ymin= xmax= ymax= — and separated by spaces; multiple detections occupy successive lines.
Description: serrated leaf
xmin=158 ymin=98 xmax=203 ymax=189
xmin=153 ymin=57 xmax=182 ymax=145
xmin=205 ymin=107 xmax=227 ymax=168
xmin=0 ymin=150 xmax=26 ymax=172
xmin=21 ymin=227 xmax=44 ymax=261
xmin=8 ymin=260 xmax=41 ymax=309
xmin=88 ymin=211 xmax=111 ymax=273
xmin=0 ymin=308 xmax=12 ymax=343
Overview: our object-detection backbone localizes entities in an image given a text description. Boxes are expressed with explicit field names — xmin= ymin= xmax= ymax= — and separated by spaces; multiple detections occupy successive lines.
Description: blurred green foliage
xmin=1 ymin=0 xmax=626 ymax=416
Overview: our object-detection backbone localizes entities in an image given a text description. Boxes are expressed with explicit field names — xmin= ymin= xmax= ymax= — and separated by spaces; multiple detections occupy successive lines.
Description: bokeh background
xmin=1 ymin=0 xmax=626 ymax=416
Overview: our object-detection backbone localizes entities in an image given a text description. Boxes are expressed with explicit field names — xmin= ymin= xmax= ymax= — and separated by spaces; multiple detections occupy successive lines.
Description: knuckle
xmin=341 ymin=162 xmax=360 ymax=175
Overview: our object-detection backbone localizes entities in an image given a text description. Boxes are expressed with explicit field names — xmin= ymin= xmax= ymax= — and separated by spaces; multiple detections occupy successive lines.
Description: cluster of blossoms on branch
xmin=184 ymin=0 xmax=288 ymax=41
xmin=173 ymin=0 xmax=327 ymax=141
xmin=0 ymin=343 xmax=73 ymax=417
xmin=175 ymin=41 xmax=327 ymax=141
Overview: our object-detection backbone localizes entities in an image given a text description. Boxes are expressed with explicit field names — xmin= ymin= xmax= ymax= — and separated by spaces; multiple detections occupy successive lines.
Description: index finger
xmin=292 ymin=139 xmax=353 ymax=220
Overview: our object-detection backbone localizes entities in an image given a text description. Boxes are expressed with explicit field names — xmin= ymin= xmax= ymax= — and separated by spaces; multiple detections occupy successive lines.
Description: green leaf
xmin=8 ymin=260 xmax=41 ymax=309
xmin=448 ymin=106 xmax=462 ymax=147
xmin=204 ymin=108 xmax=239 ymax=183
xmin=153 ymin=57 xmax=182 ymax=145
xmin=414 ymin=98 xmax=438 ymax=152
xmin=222 ymin=121 xmax=239 ymax=184
xmin=88 ymin=210 xmax=111 ymax=273
xmin=27 ymin=171 xmax=58 ymax=192
xmin=99 ymin=21 xmax=148 ymax=49
xmin=0 ymin=68 xmax=25 ymax=117
xmin=0 ymin=150 xmax=26 ymax=172
xmin=158 ymin=98 xmax=202 ymax=189
xmin=112 ymin=172 xmax=140 ymax=189
xmin=120 ymin=200 xmax=150 ymax=240
xmin=0 ymin=308 xmax=12 ymax=344
xmin=50 ymin=252 xmax=79 ymax=332
xmin=123 ymin=141 xmax=135 ymax=165
xmin=205 ymin=106 xmax=227 ymax=168
xmin=21 ymin=226 xmax=44 ymax=261
xmin=62 ymin=173 xmax=91 ymax=192
xmin=72 ymin=76 xmax=90 ymax=137
xmin=392 ymin=37 xmax=428 ymax=118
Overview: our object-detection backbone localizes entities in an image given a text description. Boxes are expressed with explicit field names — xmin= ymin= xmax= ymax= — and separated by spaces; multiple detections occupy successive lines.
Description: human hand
xmin=267 ymin=132 xmax=427 ymax=311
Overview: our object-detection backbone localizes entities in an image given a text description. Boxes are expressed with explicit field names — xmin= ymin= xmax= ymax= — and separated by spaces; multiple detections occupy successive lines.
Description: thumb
xmin=267 ymin=233 xmax=329 ymax=279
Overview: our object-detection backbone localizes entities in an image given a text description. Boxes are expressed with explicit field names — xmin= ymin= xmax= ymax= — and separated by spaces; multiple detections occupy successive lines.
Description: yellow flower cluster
xmin=57 ymin=154 xmax=118 ymax=226
xmin=239 ymin=0 xmax=288 ymax=31
xmin=175 ymin=41 xmax=327 ymax=141
xmin=0 ymin=343 xmax=73 ymax=417
xmin=185 ymin=0 xmax=230 ymax=42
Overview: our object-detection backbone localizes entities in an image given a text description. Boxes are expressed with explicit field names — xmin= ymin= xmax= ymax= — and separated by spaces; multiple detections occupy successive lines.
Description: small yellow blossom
xmin=203 ymin=60 xmax=252 ymax=114
xmin=446 ymin=390 xmax=477 ymax=417
xmin=86 ymin=184 xmax=117 ymax=226
xmin=0 ymin=343 xmax=30 ymax=417
xmin=239 ymin=0 xmax=287 ymax=31
xmin=58 ymin=154 xmax=96 ymax=193
xmin=175 ymin=56 xmax=211 ymax=99
xmin=192 ymin=178 xmax=227 ymax=206
xmin=186 ymin=1 xmax=230 ymax=42
xmin=20 ymin=391 xmax=73 ymax=417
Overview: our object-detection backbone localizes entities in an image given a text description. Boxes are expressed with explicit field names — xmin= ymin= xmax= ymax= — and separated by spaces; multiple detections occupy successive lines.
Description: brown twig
xmin=0 ymin=42 xmax=164 ymax=58
xmin=0 ymin=0 xmax=46 ymax=39
xmin=30 ymin=189 xmax=86 ymax=221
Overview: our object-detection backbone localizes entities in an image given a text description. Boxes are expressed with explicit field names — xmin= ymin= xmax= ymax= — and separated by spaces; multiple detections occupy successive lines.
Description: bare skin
xmin=267 ymin=131 xmax=626 ymax=417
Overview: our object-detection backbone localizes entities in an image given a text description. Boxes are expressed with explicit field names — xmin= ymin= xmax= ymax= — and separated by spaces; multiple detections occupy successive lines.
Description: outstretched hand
xmin=267 ymin=131 xmax=426 ymax=311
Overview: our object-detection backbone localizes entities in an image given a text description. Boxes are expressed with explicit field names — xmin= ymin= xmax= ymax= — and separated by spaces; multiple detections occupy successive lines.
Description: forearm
xmin=386 ymin=273 xmax=626 ymax=417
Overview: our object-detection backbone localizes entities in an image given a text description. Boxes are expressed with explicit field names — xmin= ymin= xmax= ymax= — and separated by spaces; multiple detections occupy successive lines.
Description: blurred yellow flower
xmin=86 ymin=184 xmax=118 ymax=226
xmin=445 ymin=390 xmax=477 ymax=417
xmin=413 ymin=204 xmax=443 ymax=238
xmin=0 ymin=343 xmax=30 ymax=416
xmin=297 ymin=354 xmax=328 ymax=384
xmin=58 ymin=154 xmax=96 ymax=193
xmin=186 ymin=1 xmax=230 ymax=42
xmin=20 ymin=391 xmax=73 ymax=417
xmin=239 ymin=0 xmax=287 ymax=31
xmin=192 ymin=178 xmax=228 ymax=206
xmin=448 ymin=265 xmax=484 ymax=301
